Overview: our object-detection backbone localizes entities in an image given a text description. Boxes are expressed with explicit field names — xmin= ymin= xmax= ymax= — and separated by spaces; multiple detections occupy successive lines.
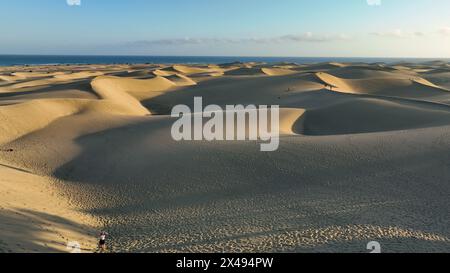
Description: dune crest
xmin=172 ymin=65 xmax=215 ymax=75
xmin=279 ymin=108 xmax=306 ymax=134
xmin=315 ymin=72 xmax=450 ymax=103
xmin=90 ymin=76 xmax=174 ymax=115
xmin=261 ymin=67 xmax=298 ymax=76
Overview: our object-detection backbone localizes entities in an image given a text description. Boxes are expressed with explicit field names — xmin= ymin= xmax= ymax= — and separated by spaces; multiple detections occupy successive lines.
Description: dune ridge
xmin=315 ymin=71 xmax=450 ymax=104
xmin=261 ymin=67 xmax=298 ymax=76
xmin=90 ymin=76 xmax=171 ymax=115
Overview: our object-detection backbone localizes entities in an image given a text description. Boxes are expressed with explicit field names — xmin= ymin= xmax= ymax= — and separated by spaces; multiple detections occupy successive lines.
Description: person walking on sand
xmin=98 ymin=231 xmax=109 ymax=252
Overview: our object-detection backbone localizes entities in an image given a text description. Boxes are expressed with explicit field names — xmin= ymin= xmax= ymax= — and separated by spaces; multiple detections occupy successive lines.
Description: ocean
xmin=0 ymin=55 xmax=448 ymax=66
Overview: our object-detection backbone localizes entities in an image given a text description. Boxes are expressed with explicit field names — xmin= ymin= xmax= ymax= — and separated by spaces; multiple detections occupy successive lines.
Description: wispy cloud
xmin=127 ymin=33 xmax=350 ymax=47
xmin=370 ymin=29 xmax=424 ymax=38
xmin=278 ymin=33 xmax=350 ymax=43
xmin=66 ymin=0 xmax=81 ymax=6
xmin=366 ymin=0 xmax=382 ymax=6
xmin=370 ymin=27 xmax=450 ymax=38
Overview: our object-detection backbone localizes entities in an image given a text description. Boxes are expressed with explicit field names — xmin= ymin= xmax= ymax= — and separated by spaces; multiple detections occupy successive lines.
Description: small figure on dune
xmin=98 ymin=231 xmax=109 ymax=252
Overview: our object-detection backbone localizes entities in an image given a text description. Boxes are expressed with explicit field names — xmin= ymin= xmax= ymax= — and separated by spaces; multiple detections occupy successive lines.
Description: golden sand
xmin=1 ymin=62 xmax=449 ymax=252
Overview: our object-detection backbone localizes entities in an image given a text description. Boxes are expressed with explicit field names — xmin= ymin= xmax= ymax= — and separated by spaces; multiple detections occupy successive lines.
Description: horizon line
xmin=1 ymin=54 xmax=450 ymax=60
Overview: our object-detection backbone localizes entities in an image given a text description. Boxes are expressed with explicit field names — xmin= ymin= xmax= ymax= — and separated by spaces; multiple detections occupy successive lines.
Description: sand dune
xmin=0 ymin=73 xmax=51 ymax=82
xmin=109 ymin=70 xmax=156 ymax=79
xmin=154 ymin=65 xmax=226 ymax=78
xmin=224 ymin=67 xmax=266 ymax=76
xmin=172 ymin=65 xmax=216 ymax=75
xmin=0 ymin=99 xmax=88 ymax=144
xmin=2 ymin=72 xmax=105 ymax=90
xmin=53 ymin=71 xmax=105 ymax=80
xmin=300 ymin=97 xmax=450 ymax=135
xmin=90 ymin=75 xmax=176 ymax=110
xmin=12 ymin=72 xmax=63 ymax=79
xmin=261 ymin=67 xmax=298 ymax=76
xmin=153 ymin=69 xmax=176 ymax=77
xmin=315 ymin=72 xmax=450 ymax=104
xmin=295 ymin=62 xmax=344 ymax=72
xmin=322 ymin=66 xmax=415 ymax=79
xmin=1 ymin=62 xmax=450 ymax=253
xmin=164 ymin=74 xmax=197 ymax=86
xmin=278 ymin=108 xmax=306 ymax=134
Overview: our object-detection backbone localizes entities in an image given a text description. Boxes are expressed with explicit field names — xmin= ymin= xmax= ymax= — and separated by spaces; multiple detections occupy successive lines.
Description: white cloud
xmin=278 ymin=33 xmax=350 ymax=43
xmin=67 ymin=0 xmax=81 ymax=6
xmin=367 ymin=0 xmax=382 ymax=6
xmin=370 ymin=29 xmax=424 ymax=38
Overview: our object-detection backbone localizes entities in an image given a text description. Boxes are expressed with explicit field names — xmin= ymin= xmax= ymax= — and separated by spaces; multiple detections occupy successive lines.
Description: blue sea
xmin=0 ymin=55 xmax=448 ymax=66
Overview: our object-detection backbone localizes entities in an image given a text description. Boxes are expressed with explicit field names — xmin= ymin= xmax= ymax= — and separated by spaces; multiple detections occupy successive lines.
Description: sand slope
xmin=300 ymin=97 xmax=450 ymax=135
xmin=0 ymin=164 xmax=97 ymax=253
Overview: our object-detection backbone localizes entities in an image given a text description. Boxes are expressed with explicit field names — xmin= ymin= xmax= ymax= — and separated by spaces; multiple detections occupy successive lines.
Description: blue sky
xmin=1 ymin=0 xmax=450 ymax=57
